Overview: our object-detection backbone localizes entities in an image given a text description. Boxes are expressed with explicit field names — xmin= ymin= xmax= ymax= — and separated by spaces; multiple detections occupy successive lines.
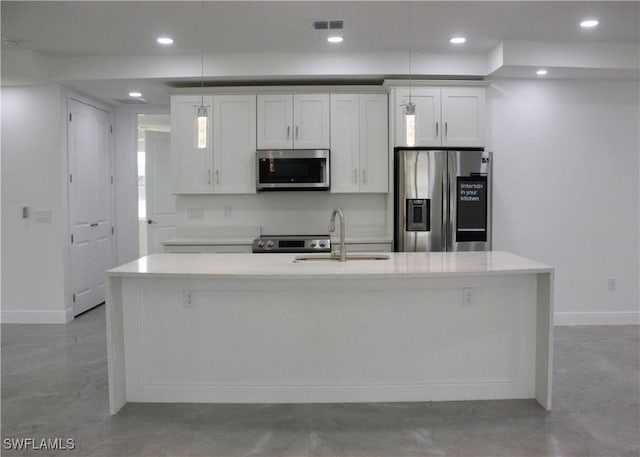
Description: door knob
xmin=147 ymin=219 xmax=157 ymax=225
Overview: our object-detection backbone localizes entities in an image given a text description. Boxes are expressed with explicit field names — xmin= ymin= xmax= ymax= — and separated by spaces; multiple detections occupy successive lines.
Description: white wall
xmin=176 ymin=193 xmax=388 ymax=239
xmin=488 ymin=78 xmax=639 ymax=325
xmin=1 ymin=85 xmax=72 ymax=323
xmin=113 ymin=107 xmax=140 ymax=265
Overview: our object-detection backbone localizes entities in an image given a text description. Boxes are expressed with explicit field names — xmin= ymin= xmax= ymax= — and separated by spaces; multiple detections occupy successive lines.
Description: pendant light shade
xmin=405 ymin=101 xmax=416 ymax=147
xmin=195 ymin=103 xmax=208 ymax=149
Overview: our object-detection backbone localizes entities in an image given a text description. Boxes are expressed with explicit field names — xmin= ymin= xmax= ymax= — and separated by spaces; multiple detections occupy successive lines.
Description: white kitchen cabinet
xmin=171 ymin=95 xmax=214 ymax=193
xmin=330 ymin=93 xmax=388 ymax=193
xmin=345 ymin=241 xmax=392 ymax=252
xmin=163 ymin=244 xmax=252 ymax=253
xmin=171 ymin=94 xmax=256 ymax=194
xmin=212 ymin=95 xmax=256 ymax=193
xmin=440 ymin=88 xmax=486 ymax=147
xmin=257 ymin=94 xmax=330 ymax=149
xmin=394 ymin=87 xmax=485 ymax=147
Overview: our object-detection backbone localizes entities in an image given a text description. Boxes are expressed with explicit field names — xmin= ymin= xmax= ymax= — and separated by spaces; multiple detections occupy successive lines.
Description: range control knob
xmin=257 ymin=241 xmax=265 ymax=248
xmin=310 ymin=241 xmax=317 ymax=248
xmin=266 ymin=241 xmax=274 ymax=248
xmin=319 ymin=241 xmax=326 ymax=248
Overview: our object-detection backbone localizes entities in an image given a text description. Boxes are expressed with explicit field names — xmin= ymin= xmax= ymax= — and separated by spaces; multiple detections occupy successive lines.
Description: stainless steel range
xmin=252 ymin=235 xmax=331 ymax=253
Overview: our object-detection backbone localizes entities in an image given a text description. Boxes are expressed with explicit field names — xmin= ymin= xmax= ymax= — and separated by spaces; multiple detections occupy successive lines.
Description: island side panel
xmin=106 ymin=275 xmax=126 ymax=414
xmin=115 ymin=274 xmax=540 ymax=406
xmin=535 ymin=271 xmax=554 ymax=410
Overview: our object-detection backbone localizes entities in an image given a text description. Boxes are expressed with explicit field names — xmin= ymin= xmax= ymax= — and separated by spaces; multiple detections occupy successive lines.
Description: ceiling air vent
xmin=113 ymin=98 xmax=149 ymax=105
xmin=313 ymin=20 xmax=343 ymax=30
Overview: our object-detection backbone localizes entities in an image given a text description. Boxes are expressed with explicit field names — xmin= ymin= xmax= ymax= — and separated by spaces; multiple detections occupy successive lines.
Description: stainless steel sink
xmin=294 ymin=254 xmax=390 ymax=262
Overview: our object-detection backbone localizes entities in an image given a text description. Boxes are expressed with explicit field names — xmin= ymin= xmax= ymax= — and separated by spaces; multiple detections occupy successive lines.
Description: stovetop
xmin=252 ymin=234 xmax=331 ymax=253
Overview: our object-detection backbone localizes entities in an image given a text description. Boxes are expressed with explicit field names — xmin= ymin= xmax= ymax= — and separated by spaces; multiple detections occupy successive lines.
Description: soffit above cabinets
xmin=2 ymin=1 xmax=637 ymax=106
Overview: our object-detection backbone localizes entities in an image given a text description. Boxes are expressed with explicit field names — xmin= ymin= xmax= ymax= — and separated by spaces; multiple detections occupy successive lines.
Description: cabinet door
xmin=257 ymin=94 xmax=293 ymax=149
xmin=359 ymin=94 xmax=388 ymax=193
xmin=213 ymin=95 xmax=257 ymax=194
xmin=293 ymin=94 xmax=330 ymax=149
xmin=394 ymin=88 xmax=441 ymax=147
xmin=441 ymin=88 xmax=485 ymax=147
xmin=330 ymin=94 xmax=360 ymax=193
xmin=171 ymin=95 xmax=213 ymax=193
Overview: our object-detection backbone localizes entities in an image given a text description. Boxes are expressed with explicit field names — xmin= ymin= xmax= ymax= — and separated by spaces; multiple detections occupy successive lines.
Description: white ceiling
xmin=2 ymin=1 xmax=639 ymax=106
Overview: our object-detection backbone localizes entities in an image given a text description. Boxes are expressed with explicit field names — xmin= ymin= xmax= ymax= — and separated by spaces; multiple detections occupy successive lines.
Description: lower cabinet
xmin=163 ymin=244 xmax=252 ymax=254
xmin=346 ymin=242 xmax=392 ymax=252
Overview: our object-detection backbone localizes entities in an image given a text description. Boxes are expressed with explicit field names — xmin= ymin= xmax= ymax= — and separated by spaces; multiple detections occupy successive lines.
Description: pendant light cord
xmin=408 ymin=0 xmax=413 ymax=104
xmin=200 ymin=0 xmax=205 ymax=107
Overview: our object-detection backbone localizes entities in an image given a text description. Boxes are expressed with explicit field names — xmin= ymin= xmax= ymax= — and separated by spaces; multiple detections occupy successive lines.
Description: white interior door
xmin=69 ymin=98 xmax=114 ymax=316
xmin=145 ymin=131 xmax=176 ymax=254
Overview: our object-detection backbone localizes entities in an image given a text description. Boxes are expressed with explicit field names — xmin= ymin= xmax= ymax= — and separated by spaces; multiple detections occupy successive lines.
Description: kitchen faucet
xmin=328 ymin=208 xmax=347 ymax=262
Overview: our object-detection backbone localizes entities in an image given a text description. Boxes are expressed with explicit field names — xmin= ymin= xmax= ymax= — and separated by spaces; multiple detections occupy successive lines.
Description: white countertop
xmin=108 ymin=251 xmax=552 ymax=280
xmin=163 ymin=237 xmax=255 ymax=246
xmin=163 ymin=236 xmax=393 ymax=246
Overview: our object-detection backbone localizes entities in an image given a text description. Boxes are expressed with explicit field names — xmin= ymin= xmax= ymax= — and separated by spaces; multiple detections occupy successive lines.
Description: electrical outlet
xmin=188 ymin=208 xmax=204 ymax=219
xmin=607 ymin=277 xmax=617 ymax=291
xmin=183 ymin=290 xmax=197 ymax=308
xmin=462 ymin=287 xmax=474 ymax=306
xmin=34 ymin=209 xmax=52 ymax=223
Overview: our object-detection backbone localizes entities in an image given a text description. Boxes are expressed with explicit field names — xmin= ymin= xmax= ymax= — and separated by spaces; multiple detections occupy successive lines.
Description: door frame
xmin=66 ymin=92 xmax=115 ymax=317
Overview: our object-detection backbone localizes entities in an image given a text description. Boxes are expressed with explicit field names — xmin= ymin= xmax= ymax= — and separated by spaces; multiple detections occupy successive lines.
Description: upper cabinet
xmin=212 ymin=95 xmax=257 ymax=194
xmin=171 ymin=94 xmax=256 ymax=194
xmin=330 ymin=93 xmax=388 ymax=193
xmin=257 ymin=94 xmax=330 ymax=150
xmin=171 ymin=95 xmax=214 ymax=194
xmin=394 ymin=87 xmax=486 ymax=147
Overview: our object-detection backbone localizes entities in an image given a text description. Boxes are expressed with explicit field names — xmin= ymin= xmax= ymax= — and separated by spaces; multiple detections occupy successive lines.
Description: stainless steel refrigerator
xmin=394 ymin=148 xmax=492 ymax=252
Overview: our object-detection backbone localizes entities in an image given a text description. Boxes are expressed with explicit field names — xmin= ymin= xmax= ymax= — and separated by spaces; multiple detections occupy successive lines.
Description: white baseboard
xmin=554 ymin=311 xmax=640 ymax=326
xmin=1 ymin=307 xmax=74 ymax=324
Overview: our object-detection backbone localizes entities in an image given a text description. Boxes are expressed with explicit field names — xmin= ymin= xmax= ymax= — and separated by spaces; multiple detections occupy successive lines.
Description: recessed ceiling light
xmin=580 ymin=19 xmax=599 ymax=28
xmin=536 ymin=69 xmax=548 ymax=76
xmin=129 ymin=91 xmax=143 ymax=98
xmin=450 ymin=37 xmax=466 ymax=45
xmin=156 ymin=37 xmax=174 ymax=45
xmin=327 ymin=35 xmax=343 ymax=43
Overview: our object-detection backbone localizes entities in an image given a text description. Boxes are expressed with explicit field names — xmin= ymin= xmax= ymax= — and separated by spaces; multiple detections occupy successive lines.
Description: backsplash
xmin=176 ymin=193 xmax=389 ymax=238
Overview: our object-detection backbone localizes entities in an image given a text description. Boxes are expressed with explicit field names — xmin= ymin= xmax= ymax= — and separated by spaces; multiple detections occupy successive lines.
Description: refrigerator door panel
xmin=394 ymin=149 xmax=446 ymax=252
xmin=446 ymin=150 xmax=492 ymax=251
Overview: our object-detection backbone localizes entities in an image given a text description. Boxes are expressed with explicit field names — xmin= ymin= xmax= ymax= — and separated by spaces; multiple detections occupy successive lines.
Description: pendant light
xmin=404 ymin=1 xmax=416 ymax=147
xmin=195 ymin=1 xmax=208 ymax=149
xmin=195 ymin=52 xmax=208 ymax=149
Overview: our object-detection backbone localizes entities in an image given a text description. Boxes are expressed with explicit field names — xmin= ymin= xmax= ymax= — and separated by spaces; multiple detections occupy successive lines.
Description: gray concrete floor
xmin=2 ymin=305 xmax=639 ymax=457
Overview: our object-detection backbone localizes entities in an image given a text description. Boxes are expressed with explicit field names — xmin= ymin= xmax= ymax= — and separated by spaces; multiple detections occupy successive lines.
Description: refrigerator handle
xmin=442 ymin=156 xmax=449 ymax=251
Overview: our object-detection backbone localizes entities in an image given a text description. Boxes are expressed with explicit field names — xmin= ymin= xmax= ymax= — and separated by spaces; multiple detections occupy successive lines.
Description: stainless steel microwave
xmin=256 ymin=149 xmax=330 ymax=191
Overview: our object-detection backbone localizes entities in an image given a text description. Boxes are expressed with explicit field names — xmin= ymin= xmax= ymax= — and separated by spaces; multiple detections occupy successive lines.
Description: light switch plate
xmin=34 ymin=209 xmax=52 ymax=223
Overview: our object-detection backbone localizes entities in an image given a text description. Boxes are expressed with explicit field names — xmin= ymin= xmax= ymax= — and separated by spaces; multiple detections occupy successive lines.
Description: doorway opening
xmin=137 ymin=114 xmax=173 ymax=257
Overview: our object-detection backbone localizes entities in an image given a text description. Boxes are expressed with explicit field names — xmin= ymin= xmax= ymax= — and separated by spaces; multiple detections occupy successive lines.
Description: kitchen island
xmin=106 ymin=251 xmax=553 ymax=414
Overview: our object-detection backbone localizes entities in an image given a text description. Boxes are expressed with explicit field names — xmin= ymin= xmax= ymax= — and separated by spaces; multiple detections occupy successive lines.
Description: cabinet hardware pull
xmin=90 ymin=222 xmax=98 ymax=228
xmin=287 ymin=126 xmax=290 ymax=139
xmin=207 ymin=170 xmax=211 ymax=185
xmin=435 ymin=122 xmax=439 ymax=138
xmin=147 ymin=220 xmax=157 ymax=225
xmin=354 ymin=169 xmax=358 ymax=184
xmin=362 ymin=169 xmax=366 ymax=184
xmin=215 ymin=170 xmax=220 ymax=184
xmin=445 ymin=122 xmax=448 ymax=138
xmin=295 ymin=126 xmax=299 ymax=139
